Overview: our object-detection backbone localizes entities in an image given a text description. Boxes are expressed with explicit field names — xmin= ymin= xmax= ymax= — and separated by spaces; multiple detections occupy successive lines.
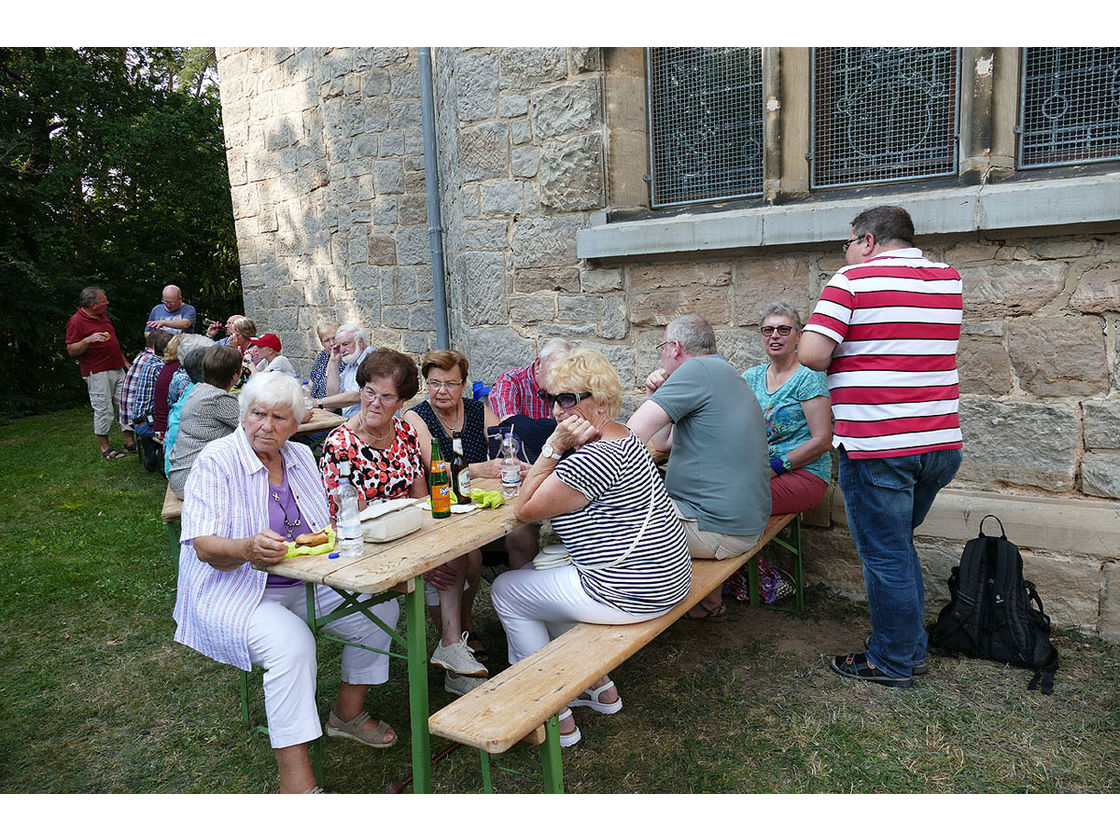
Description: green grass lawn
xmin=2 ymin=408 xmax=1118 ymax=794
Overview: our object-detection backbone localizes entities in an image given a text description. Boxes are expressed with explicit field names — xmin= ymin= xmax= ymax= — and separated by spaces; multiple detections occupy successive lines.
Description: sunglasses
xmin=547 ymin=392 xmax=592 ymax=409
xmin=760 ymin=325 xmax=795 ymax=336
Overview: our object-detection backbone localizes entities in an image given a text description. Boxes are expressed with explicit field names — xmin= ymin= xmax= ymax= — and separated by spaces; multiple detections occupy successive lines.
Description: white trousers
xmin=245 ymin=584 xmax=399 ymax=749
xmin=490 ymin=565 xmax=664 ymax=665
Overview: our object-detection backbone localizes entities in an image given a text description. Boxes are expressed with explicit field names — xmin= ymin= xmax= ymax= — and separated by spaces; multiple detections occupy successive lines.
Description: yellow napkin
xmin=284 ymin=524 xmax=337 ymax=559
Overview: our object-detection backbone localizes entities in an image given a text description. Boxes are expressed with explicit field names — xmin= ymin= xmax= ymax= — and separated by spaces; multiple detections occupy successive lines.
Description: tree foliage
xmin=0 ymin=47 xmax=241 ymax=420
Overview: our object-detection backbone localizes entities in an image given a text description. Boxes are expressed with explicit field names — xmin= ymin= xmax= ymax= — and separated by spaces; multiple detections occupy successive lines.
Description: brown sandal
xmin=325 ymin=710 xmax=397 ymax=749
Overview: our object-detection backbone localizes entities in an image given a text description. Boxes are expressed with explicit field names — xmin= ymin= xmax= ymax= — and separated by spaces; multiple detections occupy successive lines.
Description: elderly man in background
xmin=66 ymin=286 xmax=136 ymax=460
xmin=799 ymin=205 xmax=963 ymax=689
xmin=488 ymin=338 xmax=572 ymax=423
xmin=316 ymin=323 xmax=370 ymax=419
xmin=627 ymin=313 xmax=771 ymax=621
xmin=146 ymin=284 xmax=196 ymax=335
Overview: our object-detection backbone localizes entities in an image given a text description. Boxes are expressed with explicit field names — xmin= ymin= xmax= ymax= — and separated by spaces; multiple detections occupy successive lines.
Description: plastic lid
xmin=328 ymin=552 xmax=340 ymax=559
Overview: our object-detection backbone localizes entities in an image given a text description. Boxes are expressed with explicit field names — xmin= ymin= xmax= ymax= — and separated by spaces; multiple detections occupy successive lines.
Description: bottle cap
xmin=328 ymin=552 xmax=340 ymax=559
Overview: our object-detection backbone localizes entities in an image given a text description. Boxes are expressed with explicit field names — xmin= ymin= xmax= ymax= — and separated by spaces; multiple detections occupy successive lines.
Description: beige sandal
xmin=325 ymin=710 xmax=397 ymax=749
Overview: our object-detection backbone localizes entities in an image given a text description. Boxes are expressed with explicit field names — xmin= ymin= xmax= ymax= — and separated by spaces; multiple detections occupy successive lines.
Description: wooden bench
xmin=428 ymin=511 xmax=800 ymax=793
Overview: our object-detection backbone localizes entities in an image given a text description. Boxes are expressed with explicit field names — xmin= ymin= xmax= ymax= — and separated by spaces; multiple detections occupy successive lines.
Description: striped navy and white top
xmin=552 ymin=431 xmax=691 ymax=615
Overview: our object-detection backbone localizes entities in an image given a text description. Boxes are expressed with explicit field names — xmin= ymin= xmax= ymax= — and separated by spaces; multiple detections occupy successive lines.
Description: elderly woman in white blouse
xmin=173 ymin=372 xmax=399 ymax=794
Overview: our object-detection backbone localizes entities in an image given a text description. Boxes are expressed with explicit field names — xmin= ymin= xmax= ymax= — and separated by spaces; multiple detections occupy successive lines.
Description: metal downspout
xmin=418 ymin=47 xmax=451 ymax=350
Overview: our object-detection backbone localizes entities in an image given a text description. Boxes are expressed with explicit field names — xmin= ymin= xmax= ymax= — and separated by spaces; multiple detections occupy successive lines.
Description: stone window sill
xmin=576 ymin=172 xmax=1120 ymax=260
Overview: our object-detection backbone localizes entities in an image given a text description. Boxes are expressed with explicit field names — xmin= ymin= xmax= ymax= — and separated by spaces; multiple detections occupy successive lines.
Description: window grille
xmin=811 ymin=47 xmax=960 ymax=189
xmin=647 ymin=47 xmax=764 ymax=208
xmin=1019 ymin=47 xmax=1120 ymax=169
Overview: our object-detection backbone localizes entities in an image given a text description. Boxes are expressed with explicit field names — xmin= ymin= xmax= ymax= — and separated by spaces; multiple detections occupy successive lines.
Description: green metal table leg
xmin=168 ymin=520 xmax=181 ymax=573
xmin=479 ymin=750 xmax=493 ymax=793
xmin=539 ymin=715 xmax=565 ymax=794
xmin=405 ymin=577 xmax=433 ymax=793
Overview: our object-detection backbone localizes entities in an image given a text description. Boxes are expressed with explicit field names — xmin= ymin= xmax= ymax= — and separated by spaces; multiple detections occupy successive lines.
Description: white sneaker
xmin=444 ymin=671 xmax=487 ymax=696
xmin=430 ymin=631 xmax=488 ymax=677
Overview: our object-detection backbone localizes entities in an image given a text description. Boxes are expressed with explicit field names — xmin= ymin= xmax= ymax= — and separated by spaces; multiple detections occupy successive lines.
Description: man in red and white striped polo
xmin=800 ymin=205 xmax=963 ymax=688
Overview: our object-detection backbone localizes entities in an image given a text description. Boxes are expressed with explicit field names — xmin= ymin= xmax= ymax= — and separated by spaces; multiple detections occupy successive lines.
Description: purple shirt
xmin=173 ymin=425 xmax=329 ymax=670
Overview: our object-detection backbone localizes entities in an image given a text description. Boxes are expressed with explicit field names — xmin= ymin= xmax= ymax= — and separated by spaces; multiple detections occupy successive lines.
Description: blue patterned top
xmin=742 ymin=363 xmax=831 ymax=483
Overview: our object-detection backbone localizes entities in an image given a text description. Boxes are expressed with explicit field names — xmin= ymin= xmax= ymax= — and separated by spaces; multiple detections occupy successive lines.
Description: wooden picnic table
xmin=296 ymin=407 xmax=347 ymax=434
xmin=255 ymin=478 xmax=520 ymax=793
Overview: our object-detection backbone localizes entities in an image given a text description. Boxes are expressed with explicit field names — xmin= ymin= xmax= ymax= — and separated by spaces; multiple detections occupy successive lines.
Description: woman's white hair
xmin=238 ymin=371 xmax=305 ymax=422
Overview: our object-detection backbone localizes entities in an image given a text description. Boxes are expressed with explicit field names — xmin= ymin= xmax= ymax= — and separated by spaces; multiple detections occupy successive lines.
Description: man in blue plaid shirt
xmin=122 ymin=330 xmax=171 ymax=441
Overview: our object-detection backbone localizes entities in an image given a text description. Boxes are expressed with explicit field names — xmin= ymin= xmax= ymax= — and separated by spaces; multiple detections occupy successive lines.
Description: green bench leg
xmin=539 ymin=715 xmax=564 ymax=794
xmin=167 ymin=520 xmax=181 ymax=573
xmin=479 ymin=750 xmax=494 ymax=793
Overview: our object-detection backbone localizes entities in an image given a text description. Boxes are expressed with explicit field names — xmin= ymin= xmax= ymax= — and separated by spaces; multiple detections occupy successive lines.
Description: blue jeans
xmin=838 ymin=446 xmax=962 ymax=679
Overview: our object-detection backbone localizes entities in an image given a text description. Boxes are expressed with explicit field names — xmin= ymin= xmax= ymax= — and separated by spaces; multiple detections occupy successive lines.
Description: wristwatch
xmin=540 ymin=443 xmax=562 ymax=460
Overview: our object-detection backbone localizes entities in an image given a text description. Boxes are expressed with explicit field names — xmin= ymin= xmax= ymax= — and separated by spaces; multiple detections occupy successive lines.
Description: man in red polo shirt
xmin=65 ymin=286 xmax=136 ymax=459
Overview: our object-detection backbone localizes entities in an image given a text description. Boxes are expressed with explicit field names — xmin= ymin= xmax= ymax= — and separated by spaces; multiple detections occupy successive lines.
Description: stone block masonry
xmin=218 ymin=47 xmax=1120 ymax=639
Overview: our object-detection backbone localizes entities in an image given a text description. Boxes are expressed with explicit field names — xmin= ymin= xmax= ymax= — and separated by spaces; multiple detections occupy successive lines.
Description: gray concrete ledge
xmin=820 ymin=485 xmax=1120 ymax=558
xmin=577 ymin=173 xmax=1120 ymax=260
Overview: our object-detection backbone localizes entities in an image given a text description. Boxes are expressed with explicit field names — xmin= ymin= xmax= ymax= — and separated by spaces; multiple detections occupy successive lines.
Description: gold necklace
xmin=356 ymin=415 xmax=394 ymax=448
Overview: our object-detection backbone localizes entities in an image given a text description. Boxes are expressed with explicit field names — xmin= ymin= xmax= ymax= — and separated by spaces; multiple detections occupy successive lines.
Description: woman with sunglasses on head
xmin=321 ymin=348 xmax=489 ymax=697
xmin=491 ymin=347 xmax=691 ymax=747
xmin=742 ymin=302 xmax=833 ymax=515
xmin=402 ymin=350 xmax=533 ymax=677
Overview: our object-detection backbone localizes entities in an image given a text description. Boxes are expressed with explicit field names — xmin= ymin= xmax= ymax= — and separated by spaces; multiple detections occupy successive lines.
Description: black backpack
xmin=927 ymin=515 xmax=1059 ymax=694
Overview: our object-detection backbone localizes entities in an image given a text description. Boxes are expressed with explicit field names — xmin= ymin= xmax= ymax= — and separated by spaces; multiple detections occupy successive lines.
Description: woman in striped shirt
xmin=491 ymin=348 xmax=691 ymax=747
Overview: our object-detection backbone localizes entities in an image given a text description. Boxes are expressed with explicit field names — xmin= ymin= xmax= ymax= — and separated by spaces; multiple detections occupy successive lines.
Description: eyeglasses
xmin=547 ymin=392 xmax=592 ymax=409
xmin=760 ymin=325 xmax=795 ymax=336
xmin=359 ymin=388 xmax=400 ymax=404
xmin=657 ymin=339 xmax=678 ymax=351
xmin=842 ymin=234 xmax=866 ymax=252
xmin=427 ymin=379 xmax=463 ymax=392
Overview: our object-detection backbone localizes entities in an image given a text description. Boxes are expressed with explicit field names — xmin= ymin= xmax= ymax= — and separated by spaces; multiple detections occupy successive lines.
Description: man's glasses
xmin=842 ymin=234 xmax=866 ymax=252
xmin=760 ymin=325 xmax=795 ymax=336
xmin=657 ymin=339 xmax=678 ymax=351
xmin=547 ymin=392 xmax=592 ymax=409
xmin=359 ymin=388 xmax=401 ymax=404
xmin=427 ymin=379 xmax=463 ymax=392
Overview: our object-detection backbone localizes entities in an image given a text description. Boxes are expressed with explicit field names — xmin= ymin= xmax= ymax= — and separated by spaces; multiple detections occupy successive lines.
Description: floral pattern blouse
xmin=320 ymin=417 xmax=425 ymax=518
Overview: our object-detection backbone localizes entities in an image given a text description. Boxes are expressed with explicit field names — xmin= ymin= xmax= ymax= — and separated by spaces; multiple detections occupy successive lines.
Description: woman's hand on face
xmin=549 ymin=415 xmax=600 ymax=452
xmin=247 ymin=529 xmax=290 ymax=566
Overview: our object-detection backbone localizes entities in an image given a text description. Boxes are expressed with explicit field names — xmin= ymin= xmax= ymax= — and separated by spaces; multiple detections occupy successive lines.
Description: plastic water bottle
xmin=302 ymin=381 xmax=313 ymax=414
xmin=499 ymin=430 xmax=521 ymax=498
xmin=335 ymin=461 xmax=364 ymax=559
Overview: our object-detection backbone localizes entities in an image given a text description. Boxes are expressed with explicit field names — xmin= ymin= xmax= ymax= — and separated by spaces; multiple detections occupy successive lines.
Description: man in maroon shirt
xmin=65 ymin=286 xmax=136 ymax=459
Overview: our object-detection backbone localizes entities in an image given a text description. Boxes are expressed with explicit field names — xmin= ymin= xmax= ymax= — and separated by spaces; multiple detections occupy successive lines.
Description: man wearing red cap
xmin=247 ymin=332 xmax=297 ymax=378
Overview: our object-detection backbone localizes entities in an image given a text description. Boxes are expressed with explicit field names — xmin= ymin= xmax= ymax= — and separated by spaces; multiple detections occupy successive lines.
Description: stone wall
xmin=216 ymin=47 xmax=1120 ymax=640
xmin=216 ymin=47 xmax=437 ymax=368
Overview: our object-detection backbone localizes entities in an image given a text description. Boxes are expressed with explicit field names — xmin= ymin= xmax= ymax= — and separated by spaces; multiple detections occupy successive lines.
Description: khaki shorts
xmin=672 ymin=499 xmax=760 ymax=560
xmin=84 ymin=368 xmax=129 ymax=436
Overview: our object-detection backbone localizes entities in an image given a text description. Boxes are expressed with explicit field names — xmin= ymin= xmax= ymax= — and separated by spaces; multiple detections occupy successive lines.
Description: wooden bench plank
xmin=161 ymin=485 xmax=183 ymax=523
xmin=429 ymin=512 xmax=797 ymax=753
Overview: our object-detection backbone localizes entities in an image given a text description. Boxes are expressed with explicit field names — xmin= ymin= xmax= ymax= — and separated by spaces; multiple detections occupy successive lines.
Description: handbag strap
xmin=581 ymin=460 xmax=659 ymax=572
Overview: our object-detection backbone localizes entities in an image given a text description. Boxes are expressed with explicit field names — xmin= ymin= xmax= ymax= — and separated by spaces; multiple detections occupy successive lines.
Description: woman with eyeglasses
xmin=491 ymin=348 xmax=691 ymax=747
xmin=742 ymin=302 xmax=833 ymax=515
xmin=320 ymin=347 xmax=489 ymax=697
xmin=402 ymin=349 xmax=532 ymax=681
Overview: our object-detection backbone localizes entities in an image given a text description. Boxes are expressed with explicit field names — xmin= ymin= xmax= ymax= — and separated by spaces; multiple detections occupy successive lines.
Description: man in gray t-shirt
xmin=628 ymin=314 xmax=771 ymax=619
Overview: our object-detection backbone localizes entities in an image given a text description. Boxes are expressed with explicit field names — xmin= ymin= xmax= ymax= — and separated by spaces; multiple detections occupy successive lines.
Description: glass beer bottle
xmin=450 ymin=431 xmax=471 ymax=500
